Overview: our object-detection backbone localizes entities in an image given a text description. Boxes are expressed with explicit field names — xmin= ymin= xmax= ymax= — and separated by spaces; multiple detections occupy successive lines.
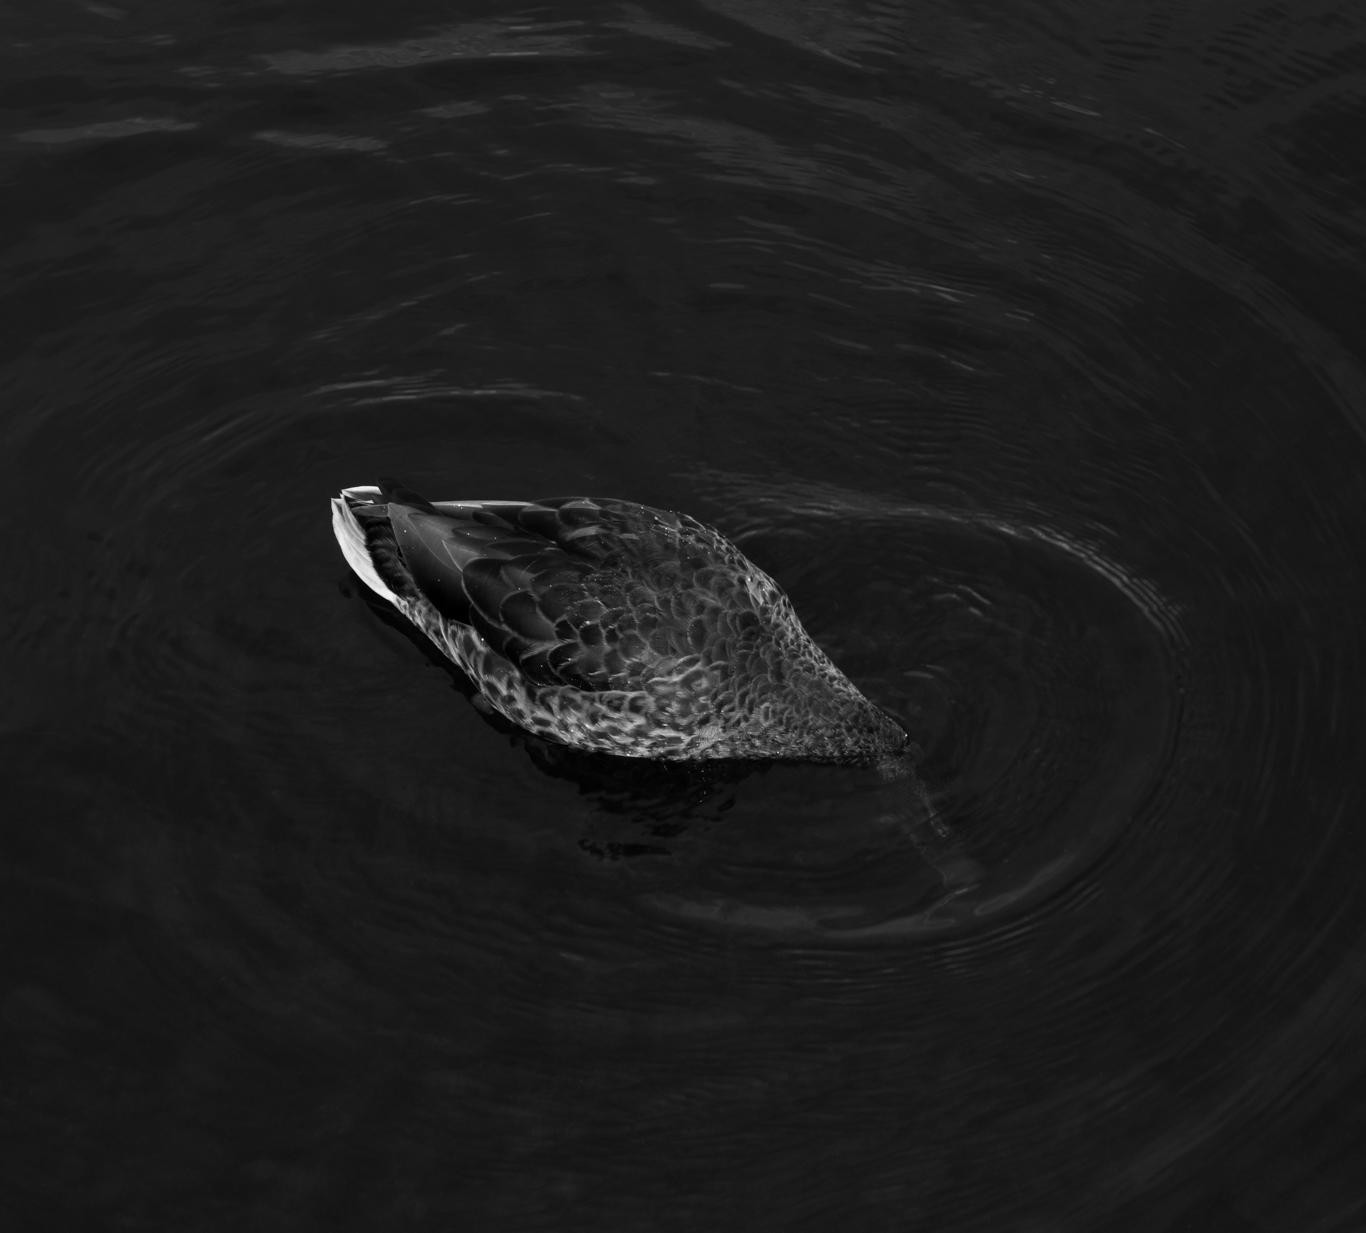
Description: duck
xmin=330 ymin=480 xmax=910 ymax=766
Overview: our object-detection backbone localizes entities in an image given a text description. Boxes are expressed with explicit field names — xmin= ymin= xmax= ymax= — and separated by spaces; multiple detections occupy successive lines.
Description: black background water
xmin=4 ymin=2 xmax=1366 ymax=1229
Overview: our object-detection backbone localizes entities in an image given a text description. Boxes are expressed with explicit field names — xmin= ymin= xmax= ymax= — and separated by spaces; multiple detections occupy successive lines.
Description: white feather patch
xmin=330 ymin=491 xmax=399 ymax=604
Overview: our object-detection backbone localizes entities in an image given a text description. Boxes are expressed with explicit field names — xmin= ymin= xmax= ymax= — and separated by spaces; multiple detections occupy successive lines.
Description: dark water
xmin=5 ymin=1 xmax=1366 ymax=1229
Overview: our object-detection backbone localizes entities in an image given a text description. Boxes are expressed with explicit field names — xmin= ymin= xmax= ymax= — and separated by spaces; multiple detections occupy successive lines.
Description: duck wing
xmin=383 ymin=484 xmax=701 ymax=694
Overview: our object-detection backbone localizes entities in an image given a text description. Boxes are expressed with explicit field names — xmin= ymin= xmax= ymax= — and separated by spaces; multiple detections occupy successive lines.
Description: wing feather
xmin=385 ymin=491 xmax=706 ymax=692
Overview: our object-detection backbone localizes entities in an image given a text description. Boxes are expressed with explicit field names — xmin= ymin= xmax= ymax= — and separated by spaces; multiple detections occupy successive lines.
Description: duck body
xmin=330 ymin=482 xmax=907 ymax=763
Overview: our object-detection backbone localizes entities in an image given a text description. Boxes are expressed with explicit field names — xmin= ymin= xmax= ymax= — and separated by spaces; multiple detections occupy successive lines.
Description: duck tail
xmin=330 ymin=485 xmax=403 ymax=604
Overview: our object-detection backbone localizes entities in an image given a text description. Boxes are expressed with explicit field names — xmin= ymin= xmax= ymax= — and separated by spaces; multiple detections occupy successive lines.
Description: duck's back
xmin=333 ymin=484 xmax=905 ymax=762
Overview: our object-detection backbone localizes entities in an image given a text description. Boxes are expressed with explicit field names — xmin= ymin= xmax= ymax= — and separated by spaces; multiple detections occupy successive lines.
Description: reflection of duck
xmin=331 ymin=481 xmax=907 ymax=763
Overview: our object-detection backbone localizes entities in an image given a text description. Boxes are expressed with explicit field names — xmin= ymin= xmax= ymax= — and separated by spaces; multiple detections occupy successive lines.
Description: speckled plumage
xmin=330 ymin=481 xmax=907 ymax=763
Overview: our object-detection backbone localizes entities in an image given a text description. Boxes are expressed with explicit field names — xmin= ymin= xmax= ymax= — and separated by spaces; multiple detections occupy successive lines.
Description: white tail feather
xmin=330 ymin=491 xmax=399 ymax=604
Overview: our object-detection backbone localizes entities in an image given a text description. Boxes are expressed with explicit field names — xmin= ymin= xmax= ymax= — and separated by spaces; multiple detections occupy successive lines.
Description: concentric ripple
xmin=612 ymin=491 xmax=1189 ymax=939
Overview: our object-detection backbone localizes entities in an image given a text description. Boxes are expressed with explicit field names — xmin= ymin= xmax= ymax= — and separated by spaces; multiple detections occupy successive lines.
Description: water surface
xmin=4 ymin=1 xmax=1366 ymax=1229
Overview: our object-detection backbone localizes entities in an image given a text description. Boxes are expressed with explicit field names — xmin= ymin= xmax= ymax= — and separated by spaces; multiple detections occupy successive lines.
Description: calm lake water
xmin=4 ymin=1 xmax=1366 ymax=1229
